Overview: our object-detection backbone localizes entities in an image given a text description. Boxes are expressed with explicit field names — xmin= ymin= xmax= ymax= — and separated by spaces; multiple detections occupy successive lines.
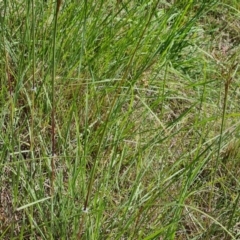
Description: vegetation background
xmin=0 ymin=0 xmax=240 ymax=239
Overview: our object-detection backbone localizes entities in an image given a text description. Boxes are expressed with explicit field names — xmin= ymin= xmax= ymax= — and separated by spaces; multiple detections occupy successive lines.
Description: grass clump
xmin=0 ymin=0 xmax=240 ymax=239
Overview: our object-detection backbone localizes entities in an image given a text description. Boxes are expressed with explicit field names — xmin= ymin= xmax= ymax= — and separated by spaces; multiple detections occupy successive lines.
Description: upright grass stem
xmin=30 ymin=0 xmax=35 ymax=174
xmin=51 ymin=0 xmax=61 ymax=195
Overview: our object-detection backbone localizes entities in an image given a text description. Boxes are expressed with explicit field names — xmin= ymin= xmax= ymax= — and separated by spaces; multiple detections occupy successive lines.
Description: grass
xmin=0 ymin=0 xmax=240 ymax=239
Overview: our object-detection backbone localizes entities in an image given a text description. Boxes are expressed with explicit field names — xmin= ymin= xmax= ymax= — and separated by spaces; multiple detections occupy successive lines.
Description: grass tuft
xmin=0 ymin=0 xmax=240 ymax=239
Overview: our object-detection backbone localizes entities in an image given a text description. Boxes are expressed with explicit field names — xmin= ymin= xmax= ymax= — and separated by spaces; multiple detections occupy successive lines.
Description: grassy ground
xmin=0 ymin=0 xmax=240 ymax=239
